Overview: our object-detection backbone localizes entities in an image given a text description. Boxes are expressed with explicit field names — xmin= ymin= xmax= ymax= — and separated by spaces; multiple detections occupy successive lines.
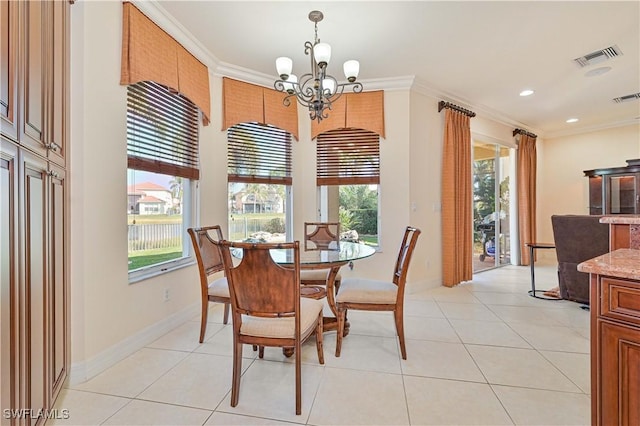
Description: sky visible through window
xmin=128 ymin=170 xmax=172 ymax=190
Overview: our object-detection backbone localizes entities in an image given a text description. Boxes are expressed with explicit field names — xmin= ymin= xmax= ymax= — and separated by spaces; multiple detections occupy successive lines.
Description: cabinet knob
xmin=45 ymin=143 xmax=60 ymax=152
xmin=48 ymin=171 xmax=59 ymax=178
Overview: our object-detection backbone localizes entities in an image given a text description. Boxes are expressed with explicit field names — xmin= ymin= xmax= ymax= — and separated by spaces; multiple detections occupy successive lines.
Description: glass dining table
xmin=232 ymin=241 xmax=376 ymax=336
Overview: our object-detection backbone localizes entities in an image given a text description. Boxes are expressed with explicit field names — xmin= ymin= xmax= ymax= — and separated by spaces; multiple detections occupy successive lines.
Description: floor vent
xmin=613 ymin=92 xmax=640 ymax=103
xmin=574 ymin=45 xmax=622 ymax=67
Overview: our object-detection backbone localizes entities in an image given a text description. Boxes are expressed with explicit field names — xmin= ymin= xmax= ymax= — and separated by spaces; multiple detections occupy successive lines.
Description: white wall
xmin=537 ymin=124 xmax=640 ymax=247
xmin=70 ymin=1 xmax=205 ymax=382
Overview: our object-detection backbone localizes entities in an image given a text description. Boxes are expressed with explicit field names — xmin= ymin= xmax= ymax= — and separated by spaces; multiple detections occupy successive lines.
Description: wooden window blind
xmin=228 ymin=122 xmax=292 ymax=185
xmin=127 ymin=81 xmax=200 ymax=180
xmin=316 ymin=128 xmax=380 ymax=186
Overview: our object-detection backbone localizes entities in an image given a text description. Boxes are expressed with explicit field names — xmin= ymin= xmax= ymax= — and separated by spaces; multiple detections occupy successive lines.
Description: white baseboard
xmin=68 ymin=302 xmax=200 ymax=386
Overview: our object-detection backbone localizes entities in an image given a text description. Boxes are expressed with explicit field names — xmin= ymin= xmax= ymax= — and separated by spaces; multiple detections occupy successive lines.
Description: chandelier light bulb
xmin=313 ymin=43 xmax=331 ymax=66
xmin=276 ymin=57 xmax=293 ymax=80
xmin=283 ymin=74 xmax=297 ymax=94
xmin=343 ymin=60 xmax=359 ymax=82
xmin=322 ymin=78 xmax=336 ymax=95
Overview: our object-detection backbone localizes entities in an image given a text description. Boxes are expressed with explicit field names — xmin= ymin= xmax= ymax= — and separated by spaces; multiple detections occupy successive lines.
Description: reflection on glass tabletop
xmin=230 ymin=241 xmax=376 ymax=266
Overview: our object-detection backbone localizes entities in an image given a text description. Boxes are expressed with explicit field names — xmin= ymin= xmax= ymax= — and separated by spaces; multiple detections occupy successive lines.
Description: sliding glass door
xmin=473 ymin=140 xmax=514 ymax=272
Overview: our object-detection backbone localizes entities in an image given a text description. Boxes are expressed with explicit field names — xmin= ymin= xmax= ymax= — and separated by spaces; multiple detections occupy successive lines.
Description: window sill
xmin=128 ymin=257 xmax=195 ymax=284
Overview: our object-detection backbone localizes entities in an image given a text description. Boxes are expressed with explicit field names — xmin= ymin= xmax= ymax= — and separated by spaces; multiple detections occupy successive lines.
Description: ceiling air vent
xmin=613 ymin=92 xmax=640 ymax=103
xmin=573 ymin=45 xmax=622 ymax=67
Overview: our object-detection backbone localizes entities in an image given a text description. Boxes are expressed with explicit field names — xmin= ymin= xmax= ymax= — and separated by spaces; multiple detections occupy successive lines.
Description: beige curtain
xmin=311 ymin=91 xmax=385 ymax=140
xmin=517 ymin=133 xmax=537 ymax=265
xmin=120 ymin=2 xmax=211 ymax=125
xmin=441 ymin=108 xmax=473 ymax=287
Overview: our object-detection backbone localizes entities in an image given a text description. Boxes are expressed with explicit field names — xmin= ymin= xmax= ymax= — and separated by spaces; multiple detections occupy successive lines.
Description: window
xmin=316 ymin=128 xmax=380 ymax=246
xmin=126 ymin=81 xmax=199 ymax=280
xmin=227 ymin=122 xmax=292 ymax=242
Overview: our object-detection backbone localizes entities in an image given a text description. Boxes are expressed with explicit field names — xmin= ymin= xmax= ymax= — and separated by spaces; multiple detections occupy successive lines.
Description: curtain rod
xmin=513 ymin=128 xmax=537 ymax=139
xmin=437 ymin=101 xmax=476 ymax=118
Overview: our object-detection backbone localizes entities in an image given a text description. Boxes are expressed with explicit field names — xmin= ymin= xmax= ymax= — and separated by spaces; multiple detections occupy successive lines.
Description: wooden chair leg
xmin=335 ymin=307 xmax=346 ymax=357
xmin=258 ymin=346 xmax=264 ymax=358
xmin=295 ymin=340 xmax=302 ymax=415
xmin=394 ymin=307 xmax=407 ymax=360
xmin=223 ymin=302 xmax=230 ymax=324
xmin=231 ymin=339 xmax=243 ymax=407
xmin=199 ymin=300 xmax=209 ymax=343
xmin=315 ymin=313 xmax=324 ymax=365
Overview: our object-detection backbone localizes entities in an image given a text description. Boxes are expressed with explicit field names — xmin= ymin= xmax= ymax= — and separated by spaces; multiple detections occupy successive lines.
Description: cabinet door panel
xmin=21 ymin=151 xmax=48 ymax=423
xmin=0 ymin=0 xmax=18 ymax=141
xmin=48 ymin=0 xmax=67 ymax=167
xmin=48 ymin=165 xmax=66 ymax=398
xmin=600 ymin=321 xmax=640 ymax=425
xmin=21 ymin=0 xmax=47 ymax=157
xmin=1 ymin=139 xmax=18 ymax=426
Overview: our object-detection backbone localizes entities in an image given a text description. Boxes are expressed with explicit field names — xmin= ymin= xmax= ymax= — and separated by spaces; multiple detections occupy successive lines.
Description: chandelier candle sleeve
xmin=274 ymin=10 xmax=363 ymax=122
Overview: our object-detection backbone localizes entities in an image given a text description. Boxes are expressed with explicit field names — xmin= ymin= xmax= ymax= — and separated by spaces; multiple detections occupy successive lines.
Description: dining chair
xmin=218 ymin=240 xmax=325 ymax=415
xmin=300 ymin=222 xmax=341 ymax=296
xmin=187 ymin=226 xmax=230 ymax=343
xmin=334 ymin=226 xmax=421 ymax=359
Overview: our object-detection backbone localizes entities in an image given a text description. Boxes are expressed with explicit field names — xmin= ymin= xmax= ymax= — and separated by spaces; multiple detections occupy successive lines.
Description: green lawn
xmin=359 ymin=235 xmax=379 ymax=246
xmin=128 ymin=214 xmax=182 ymax=225
xmin=128 ymin=247 xmax=182 ymax=270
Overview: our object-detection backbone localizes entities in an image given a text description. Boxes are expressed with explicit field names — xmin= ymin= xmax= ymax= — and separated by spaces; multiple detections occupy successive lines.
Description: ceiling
xmin=155 ymin=1 xmax=640 ymax=139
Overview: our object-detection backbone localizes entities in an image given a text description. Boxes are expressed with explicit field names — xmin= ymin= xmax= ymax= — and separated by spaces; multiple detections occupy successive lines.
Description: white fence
xmin=128 ymin=223 xmax=182 ymax=252
xmin=128 ymin=218 xmax=285 ymax=252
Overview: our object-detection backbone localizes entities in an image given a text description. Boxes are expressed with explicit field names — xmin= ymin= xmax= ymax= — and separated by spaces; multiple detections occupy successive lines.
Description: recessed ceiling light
xmin=566 ymin=118 xmax=579 ymax=123
xmin=519 ymin=89 xmax=534 ymax=97
xmin=585 ymin=66 xmax=612 ymax=77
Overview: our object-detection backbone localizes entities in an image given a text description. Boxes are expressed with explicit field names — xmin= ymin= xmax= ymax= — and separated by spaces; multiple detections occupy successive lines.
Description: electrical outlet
xmin=163 ymin=288 xmax=170 ymax=302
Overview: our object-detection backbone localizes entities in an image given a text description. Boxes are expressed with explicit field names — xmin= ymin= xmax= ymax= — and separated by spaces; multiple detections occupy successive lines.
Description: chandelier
xmin=274 ymin=10 xmax=363 ymax=122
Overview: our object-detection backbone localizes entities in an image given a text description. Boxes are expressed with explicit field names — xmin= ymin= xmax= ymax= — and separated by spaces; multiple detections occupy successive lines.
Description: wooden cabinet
xmin=585 ymin=163 xmax=640 ymax=215
xmin=0 ymin=0 xmax=70 ymax=423
xmin=590 ymin=275 xmax=640 ymax=425
xmin=1 ymin=0 xmax=19 ymax=141
xmin=1 ymin=0 xmax=68 ymax=166
xmin=1 ymin=138 xmax=19 ymax=426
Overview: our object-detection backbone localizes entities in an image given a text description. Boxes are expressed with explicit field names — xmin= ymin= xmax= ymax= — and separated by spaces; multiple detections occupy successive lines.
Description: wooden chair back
xmin=188 ymin=225 xmax=225 ymax=279
xmin=392 ymin=226 xmax=421 ymax=297
xmin=304 ymin=222 xmax=340 ymax=250
xmin=219 ymin=241 xmax=301 ymax=321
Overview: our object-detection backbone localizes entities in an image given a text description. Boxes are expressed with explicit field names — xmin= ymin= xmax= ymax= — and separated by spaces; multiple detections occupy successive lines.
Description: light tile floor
xmin=51 ymin=262 xmax=592 ymax=425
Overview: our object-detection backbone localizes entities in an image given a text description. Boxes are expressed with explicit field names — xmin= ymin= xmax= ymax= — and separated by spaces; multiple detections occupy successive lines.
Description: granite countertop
xmin=577 ymin=248 xmax=640 ymax=281
xmin=599 ymin=215 xmax=640 ymax=225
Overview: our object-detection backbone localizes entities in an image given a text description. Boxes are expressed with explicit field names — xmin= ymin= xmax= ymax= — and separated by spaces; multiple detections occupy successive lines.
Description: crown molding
xmin=411 ymin=77 xmax=542 ymax=137
xmin=130 ymin=0 xmax=221 ymax=71
xmin=543 ymin=119 xmax=640 ymax=140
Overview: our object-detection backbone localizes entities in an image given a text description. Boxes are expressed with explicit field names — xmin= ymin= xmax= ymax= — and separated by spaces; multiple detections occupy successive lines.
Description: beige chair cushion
xmin=300 ymin=269 xmax=342 ymax=282
xmin=208 ymin=277 xmax=229 ymax=298
xmin=336 ymin=278 xmax=397 ymax=304
xmin=240 ymin=298 xmax=324 ymax=339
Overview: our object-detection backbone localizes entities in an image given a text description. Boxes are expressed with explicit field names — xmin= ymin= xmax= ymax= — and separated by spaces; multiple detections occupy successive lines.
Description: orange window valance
xmin=311 ymin=90 xmax=385 ymax=140
xmin=222 ymin=77 xmax=299 ymax=140
xmin=120 ymin=2 xmax=211 ymax=125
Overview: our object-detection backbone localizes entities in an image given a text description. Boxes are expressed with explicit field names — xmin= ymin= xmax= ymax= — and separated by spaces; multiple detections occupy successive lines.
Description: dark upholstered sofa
xmin=551 ymin=215 xmax=610 ymax=304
